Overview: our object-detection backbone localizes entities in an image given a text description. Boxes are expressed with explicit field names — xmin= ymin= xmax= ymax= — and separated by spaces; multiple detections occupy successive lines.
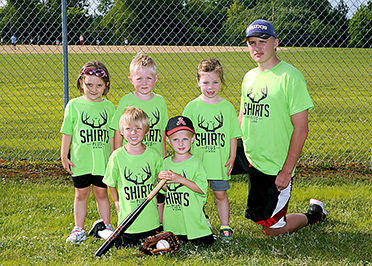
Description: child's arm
xmin=238 ymin=111 xmax=243 ymax=125
xmin=108 ymin=185 xmax=120 ymax=215
xmin=157 ymin=171 xmax=169 ymax=191
xmin=162 ymin=131 xmax=167 ymax=158
xmin=159 ymin=170 xmax=204 ymax=194
xmin=110 ymin=137 xmax=114 ymax=153
xmin=113 ymin=130 xmax=123 ymax=150
xmin=225 ymin=138 xmax=237 ymax=176
xmin=60 ymin=133 xmax=75 ymax=175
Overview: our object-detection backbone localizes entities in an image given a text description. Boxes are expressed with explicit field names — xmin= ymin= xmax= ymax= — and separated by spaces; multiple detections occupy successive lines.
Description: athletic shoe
xmin=98 ymin=224 xmax=114 ymax=240
xmin=88 ymin=219 xmax=106 ymax=238
xmin=66 ymin=226 xmax=86 ymax=244
xmin=307 ymin=198 xmax=328 ymax=224
xmin=220 ymin=226 xmax=233 ymax=243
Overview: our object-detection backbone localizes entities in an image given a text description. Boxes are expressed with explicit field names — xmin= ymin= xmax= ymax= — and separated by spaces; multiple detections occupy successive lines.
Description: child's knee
xmin=92 ymin=186 xmax=109 ymax=199
xmin=213 ymin=190 xmax=228 ymax=201
xmin=262 ymin=225 xmax=288 ymax=236
xmin=75 ymin=187 xmax=90 ymax=200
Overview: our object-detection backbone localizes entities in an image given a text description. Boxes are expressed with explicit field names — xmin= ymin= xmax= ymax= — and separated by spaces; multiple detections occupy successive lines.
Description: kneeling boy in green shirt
xmin=103 ymin=106 xmax=163 ymax=247
xmin=158 ymin=116 xmax=216 ymax=245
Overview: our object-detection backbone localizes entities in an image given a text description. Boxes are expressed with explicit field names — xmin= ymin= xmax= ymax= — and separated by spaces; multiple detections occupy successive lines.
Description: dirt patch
xmin=0 ymin=159 xmax=68 ymax=182
xmin=1 ymin=159 xmax=370 ymax=184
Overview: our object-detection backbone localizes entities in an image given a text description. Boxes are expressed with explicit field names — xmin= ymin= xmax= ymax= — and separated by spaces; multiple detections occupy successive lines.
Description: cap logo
xmin=176 ymin=117 xmax=186 ymax=126
xmin=248 ymin=24 xmax=268 ymax=31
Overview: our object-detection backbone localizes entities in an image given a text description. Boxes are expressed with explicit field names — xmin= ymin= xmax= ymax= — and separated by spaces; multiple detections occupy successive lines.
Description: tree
xmin=223 ymin=0 xmax=351 ymax=47
xmin=100 ymin=0 xmax=189 ymax=45
xmin=184 ymin=0 xmax=229 ymax=45
xmin=0 ymin=0 xmax=41 ymax=42
xmin=348 ymin=1 xmax=372 ymax=48
xmin=0 ymin=0 xmax=92 ymax=45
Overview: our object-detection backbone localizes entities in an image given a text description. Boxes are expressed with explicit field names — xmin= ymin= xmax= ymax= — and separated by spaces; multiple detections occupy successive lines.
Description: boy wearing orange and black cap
xmin=157 ymin=116 xmax=216 ymax=245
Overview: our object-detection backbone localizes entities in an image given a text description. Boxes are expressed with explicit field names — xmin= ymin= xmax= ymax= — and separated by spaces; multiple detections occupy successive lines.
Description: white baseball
xmin=156 ymin=239 xmax=170 ymax=249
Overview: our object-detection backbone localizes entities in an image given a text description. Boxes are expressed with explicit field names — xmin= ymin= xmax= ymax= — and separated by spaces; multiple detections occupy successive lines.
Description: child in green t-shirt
xmin=158 ymin=116 xmax=216 ymax=246
xmin=103 ymin=106 xmax=163 ymax=247
xmin=183 ymin=58 xmax=241 ymax=243
xmin=110 ymin=53 xmax=169 ymax=225
xmin=60 ymin=61 xmax=115 ymax=244
xmin=110 ymin=53 xmax=168 ymax=156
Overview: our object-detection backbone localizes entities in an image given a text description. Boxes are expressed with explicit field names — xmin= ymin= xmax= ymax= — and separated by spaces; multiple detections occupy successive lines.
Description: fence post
xmin=62 ymin=0 xmax=69 ymax=108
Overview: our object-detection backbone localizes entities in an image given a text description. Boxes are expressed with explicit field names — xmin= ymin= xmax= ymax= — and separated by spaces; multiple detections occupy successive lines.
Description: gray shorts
xmin=209 ymin=180 xmax=230 ymax=191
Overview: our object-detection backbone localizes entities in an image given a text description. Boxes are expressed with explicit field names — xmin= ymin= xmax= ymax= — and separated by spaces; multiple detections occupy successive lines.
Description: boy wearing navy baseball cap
xmin=239 ymin=19 xmax=327 ymax=236
xmin=244 ymin=19 xmax=278 ymax=40
xmin=158 ymin=116 xmax=216 ymax=245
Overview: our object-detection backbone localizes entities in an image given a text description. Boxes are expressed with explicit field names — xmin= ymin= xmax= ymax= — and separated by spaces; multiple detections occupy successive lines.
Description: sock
xmin=220 ymin=225 xmax=231 ymax=230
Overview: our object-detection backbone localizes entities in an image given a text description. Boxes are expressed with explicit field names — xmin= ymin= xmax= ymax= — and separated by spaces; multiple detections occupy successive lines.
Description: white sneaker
xmin=88 ymin=219 xmax=106 ymax=238
xmin=98 ymin=224 xmax=114 ymax=240
xmin=66 ymin=226 xmax=86 ymax=244
xmin=308 ymin=198 xmax=328 ymax=224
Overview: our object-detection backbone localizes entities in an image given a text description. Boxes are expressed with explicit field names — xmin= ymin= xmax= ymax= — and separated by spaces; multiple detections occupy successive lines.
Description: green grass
xmin=0 ymin=164 xmax=371 ymax=264
xmin=0 ymin=47 xmax=371 ymax=165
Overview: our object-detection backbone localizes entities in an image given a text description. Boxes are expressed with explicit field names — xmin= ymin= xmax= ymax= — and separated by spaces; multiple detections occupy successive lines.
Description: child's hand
xmin=163 ymin=170 xmax=184 ymax=184
xmin=225 ymin=157 xmax=235 ymax=176
xmin=158 ymin=170 xmax=171 ymax=181
xmin=158 ymin=170 xmax=183 ymax=184
xmin=61 ymin=157 xmax=75 ymax=175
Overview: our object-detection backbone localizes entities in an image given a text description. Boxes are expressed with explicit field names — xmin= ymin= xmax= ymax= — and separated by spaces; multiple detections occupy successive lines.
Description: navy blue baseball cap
xmin=243 ymin=19 xmax=278 ymax=41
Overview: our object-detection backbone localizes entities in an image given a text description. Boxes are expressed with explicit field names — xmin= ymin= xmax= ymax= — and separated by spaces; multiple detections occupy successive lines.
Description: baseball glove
xmin=139 ymin=232 xmax=180 ymax=255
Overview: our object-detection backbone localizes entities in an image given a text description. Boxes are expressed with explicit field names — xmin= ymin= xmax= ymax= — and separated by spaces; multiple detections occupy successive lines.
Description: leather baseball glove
xmin=139 ymin=232 xmax=180 ymax=255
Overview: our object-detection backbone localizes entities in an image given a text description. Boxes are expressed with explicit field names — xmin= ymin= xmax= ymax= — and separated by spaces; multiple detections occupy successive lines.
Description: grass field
xmin=0 ymin=46 xmax=371 ymax=165
xmin=0 ymin=162 xmax=371 ymax=264
xmin=0 ymin=46 xmax=371 ymax=264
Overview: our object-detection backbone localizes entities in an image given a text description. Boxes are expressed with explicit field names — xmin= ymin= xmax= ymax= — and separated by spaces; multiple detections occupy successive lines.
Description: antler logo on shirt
xmin=149 ymin=108 xmax=160 ymax=129
xmin=246 ymin=86 xmax=268 ymax=103
xmin=197 ymin=113 xmax=223 ymax=132
xmin=81 ymin=111 xmax=108 ymax=128
xmin=123 ymin=164 xmax=152 ymax=185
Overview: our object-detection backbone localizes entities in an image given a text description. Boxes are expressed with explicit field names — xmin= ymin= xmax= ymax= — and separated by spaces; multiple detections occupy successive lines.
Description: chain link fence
xmin=0 ymin=0 xmax=371 ymax=167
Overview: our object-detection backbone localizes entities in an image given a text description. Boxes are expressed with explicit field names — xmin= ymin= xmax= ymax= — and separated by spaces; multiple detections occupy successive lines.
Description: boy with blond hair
xmin=104 ymin=106 xmax=163 ymax=247
xmin=158 ymin=116 xmax=216 ymax=245
xmin=110 ymin=53 xmax=168 ymax=156
xmin=110 ymin=53 xmax=169 ymax=223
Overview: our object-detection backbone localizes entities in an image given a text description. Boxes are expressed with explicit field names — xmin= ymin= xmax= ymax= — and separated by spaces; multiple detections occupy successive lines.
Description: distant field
xmin=0 ymin=46 xmax=371 ymax=165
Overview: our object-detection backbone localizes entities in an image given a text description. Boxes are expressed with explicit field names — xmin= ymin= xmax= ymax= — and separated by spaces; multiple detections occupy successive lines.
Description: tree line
xmin=0 ymin=0 xmax=371 ymax=48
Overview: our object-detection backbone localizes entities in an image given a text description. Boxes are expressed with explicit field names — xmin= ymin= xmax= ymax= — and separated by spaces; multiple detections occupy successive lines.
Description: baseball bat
xmin=95 ymin=179 xmax=167 ymax=257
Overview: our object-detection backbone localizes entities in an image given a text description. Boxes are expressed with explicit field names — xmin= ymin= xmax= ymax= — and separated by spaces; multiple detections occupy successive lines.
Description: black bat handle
xmin=95 ymin=201 xmax=147 ymax=256
xmin=95 ymin=179 xmax=167 ymax=256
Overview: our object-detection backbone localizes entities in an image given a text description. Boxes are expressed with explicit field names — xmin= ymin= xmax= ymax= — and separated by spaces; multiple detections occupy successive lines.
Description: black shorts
xmin=231 ymin=138 xmax=249 ymax=175
xmin=177 ymin=234 xmax=216 ymax=246
xmin=245 ymin=163 xmax=292 ymax=228
xmin=156 ymin=193 xmax=165 ymax=204
xmin=72 ymin=174 xmax=107 ymax=189
xmin=114 ymin=226 xmax=162 ymax=248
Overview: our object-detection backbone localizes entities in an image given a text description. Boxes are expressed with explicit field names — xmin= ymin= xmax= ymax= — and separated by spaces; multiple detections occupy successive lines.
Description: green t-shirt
xmin=162 ymin=156 xmax=211 ymax=240
xmin=103 ymin=147 xmax=162 ymax=233
xmin=110 ymin=93 xmax=168 ymax=155
xmin=240 ymin=61 xmax=314 ymax=175
xmin=183 ymin=98 xmax=242 ymax=180
xmin=60 ymin=97 xmax=115 ymax=176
